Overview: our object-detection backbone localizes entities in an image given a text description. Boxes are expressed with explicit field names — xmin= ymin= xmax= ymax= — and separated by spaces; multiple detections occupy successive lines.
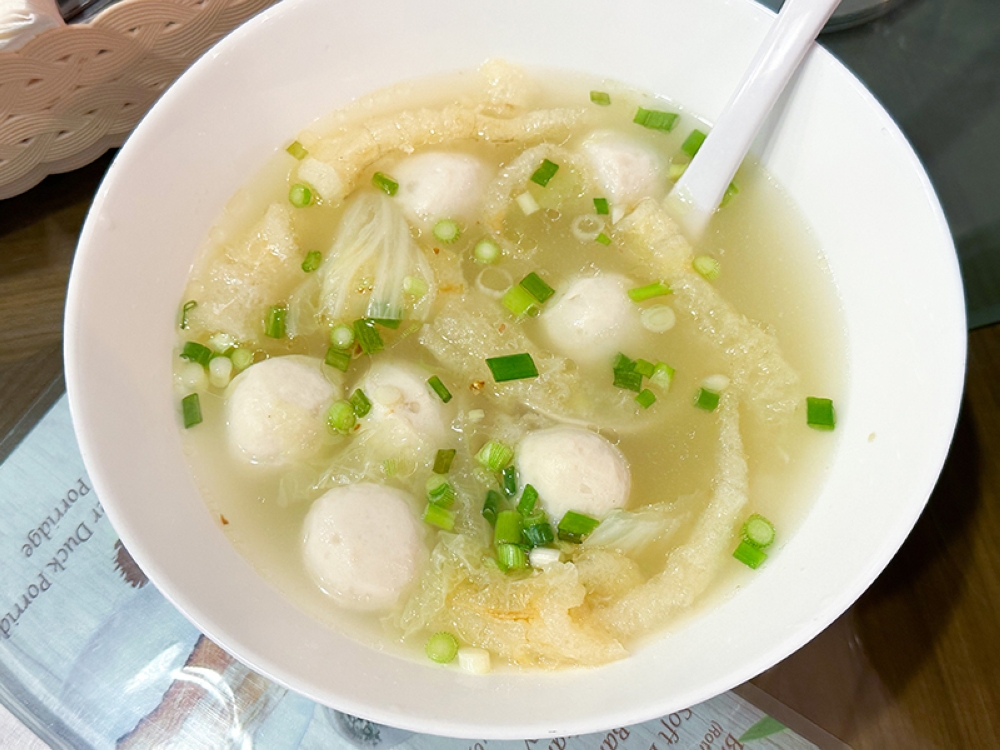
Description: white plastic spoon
xmin=665 ymin=0 xmax=842 ymax=241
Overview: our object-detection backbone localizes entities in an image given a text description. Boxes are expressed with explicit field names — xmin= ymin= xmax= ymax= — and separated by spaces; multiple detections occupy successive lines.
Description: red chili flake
xmin=220 ymin=514 xmax=229 ymax=525
xmin=469 ymin=380 xmax=485 ymax=393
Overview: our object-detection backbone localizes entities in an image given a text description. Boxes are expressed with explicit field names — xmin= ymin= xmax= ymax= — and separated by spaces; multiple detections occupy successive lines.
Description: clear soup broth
xmin=174 ymin=62 xmax=845 ymax=670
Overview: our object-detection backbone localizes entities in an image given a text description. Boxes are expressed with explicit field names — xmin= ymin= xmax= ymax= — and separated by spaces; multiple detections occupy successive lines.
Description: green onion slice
xmin=558 ymin=511 xmax=600 ymax=543
xmin=433 ymin=448 xmax=457 ymax=475
xmin=288 ymin=183 xmax=313 ymax=208
xmin=806 ymin=397 xmax=836 ymax=430
xmin=595 ymin=232 xmax=612 ymax=246
xmin=324 ymin=346 xmax=351 ymax=373
xmin=693 ymin=255 xmax=721 ymax=280
xmin=517 ymin=484 xmax=539 ymax=515
xmin=425 ymin=632 xmax=459 ymax=663
xmin=181 ymin=393 xmax=202 ymax=428
xmin=733 ymin=539 xmax=767 ymax=569
xmin=486 ymin=353 xmax=538 ymax=382
xmin=476 ymin=439 xmax=514 ymax=472
xmin=330 ymin=323 xmax=355 ymax=349
xmin=494 ymin=510 xmax=524 ymax=546
xmin=372 ymin=171 xmax=399 ymax=196
xmin=694 ymin=387 xmax=721 ymax=411
xmin=633 ymin=358 xmax=655 ymax=378
xmin=301 ymin=250 xmax=322 ymax=273
xmin=742 ymin=514 xmax=776 ymax=548
xmin=589 ymin=90 xmax=611 ymax=106
xmin=433 ymin=219 xmax=461 ymax=243
xmin=650 ymin=362 xmax=675 ymax=390
xmin=180 ymin=341 xmax=213 ymax=367
xmin=264 ymin=305 xmax=287 ymax=339
xmin=403 ymin=276 xmax=428 ymax=297
xmin=326 ymin=400 xmax=356 ymax=434
xmin=635 ymin=389 xmax=657 ymax=409
xmin=634 ymin=106 xmax=680 ymax=132
xmin=482 ymin=489 xmax=501 ymax=526
xmin=474 ymin=238 xmax=501 ymax=265
xmin=721 ymin=181 xmax=739 ymax=207
xmin=179 ymin=300 xmax=197 ymax=330
xmin=427 ymin=375 xmax=453 ymax=403
xmin=423 ymin=503 xmax=455 ymax=531
xmin=353 ymin=318 xmax=384 ymax=355
xmin=496 ymin=543 xmax=528 ymax=572
xmin=349 ymin=388 xmax=372 ymax=417
xmin=502 ymin=284 xmax=540 ymax=318
xmin=681 ymin=129 xmax=708 ymax=158
xmin=593 ymin=197 xmax=610 ymax=215
xmin=523 ymin=516 xmax=555 ymax=548
xmin=628 ymin=281 xmax=672 ymax=302
xmin=229 ymin=348 xmax=254 ymax=371
xmin=612 ymin=355 xmax=643 ymax=393
xmin=530 ymin=159 xmax=560 ymax=187
xmin=426 ymin=477 xmax=456 ymax=509
xmin=519 ymin=272 xmax=555 ymax=303
xmin=286 ymin=140 xmax=308 ymax=160
xmin=501 ymin=465 xmax=518 ymax=498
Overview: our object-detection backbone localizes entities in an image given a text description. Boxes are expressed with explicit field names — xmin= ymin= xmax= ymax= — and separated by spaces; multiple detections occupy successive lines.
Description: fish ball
xmin=580 ymin=130 xmax=666 ymax=210
xmin=516 ymin=427 xmax=631 ymax=521
xmin=393 ymin=151 xmax=491 ymax=229
xmin=302 ymin=484 xmax=425 ymax=611
xmin=541 ymin=274 xmax=641 ymax=365
xmin=225 ymin=355 xmax=339 ymax=468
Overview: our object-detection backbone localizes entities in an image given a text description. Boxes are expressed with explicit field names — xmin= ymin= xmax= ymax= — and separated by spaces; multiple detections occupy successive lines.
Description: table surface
xmin=2 ymin=0 xmax=999 ymax=746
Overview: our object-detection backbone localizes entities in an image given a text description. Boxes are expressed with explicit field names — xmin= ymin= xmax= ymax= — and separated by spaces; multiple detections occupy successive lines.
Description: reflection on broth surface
xmin=174 ymin=61 xmax=845 ymax=671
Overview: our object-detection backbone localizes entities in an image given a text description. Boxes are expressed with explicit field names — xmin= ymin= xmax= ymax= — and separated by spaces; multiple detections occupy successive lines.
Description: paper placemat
xmin=0 ymin=395 xmax=847 ymax=749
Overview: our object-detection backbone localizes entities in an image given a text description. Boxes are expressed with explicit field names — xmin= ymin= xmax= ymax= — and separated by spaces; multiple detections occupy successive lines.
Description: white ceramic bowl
xmin=64 ymin=0 xmax=966 ymax=739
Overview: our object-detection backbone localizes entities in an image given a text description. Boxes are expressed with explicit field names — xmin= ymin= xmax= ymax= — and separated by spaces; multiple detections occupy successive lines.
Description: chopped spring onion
xmin=229 ymin=348 xmax=254 ymax=371
xmin=208 ymin=356 xmax=233 ymax=389
xmin=496 ymin=543 xmax=528 ymax=572
xmin=178 ymin=362 xmax=207 ymax=391
xmin=288 ymin=183 xmax=313 ymax=208
xmin=694 ymin=387 xmax=721 ymax=411
xmin=530 ymin=158 xmax=560 ymax=187
xmin=482 ymin=489 xmax=501 ymax=526
xmin=457 ymin=647 xmax=492 ymax=674
xmin=693 ymin=255 xmax=721 ymax=280
xmin=179 ymin=300 xmax=197 ymax=330
xmin=468 ymin=408 xmax=486 ymax=422
xmin=180 ymin=341 xmax=213 ymax=367
xmin=519 ymin=272 xmax=555 ymax=303
xmin=264 ymin=305 xmax=287 ymax=339
xmin=208 ymin=332 xmax=235 ymax=353
xmin=486 ymin=353 xmax=539 ymax=382
xmin=434 ymin=448 xmax=457 ymax=475
xmin=371 ymin=171 xmax=398 ymax=196
xmin=301 ymin=250 xmax=322 ymax=273
xmin=324 ymin=346 xmax=351 ymax=372
xmin=502 ymin=284 xmax=540 ymax=317
xmin=595 ymin=232 xmax=612 ymax=246
xmin=286 ymin=140 xmax=308 ymax=160
xmin=733 ymin=539 xmax=767 ymax=569
xmin=806 ymin=397 xmax=836 ymax=430
xmin=494 ymin=510 xmax=523 ymax=546
xmin=427 ymin=375 xmax=453 ymax=403
xmin=633 ymin=106 xmax=679 ymax=132
xmin=571 ymin=214 xmax=604 ymax=243
xmin=515 ymin=191 xmax=540 ymax=216
xmin=329 ymin=323 xmax=355 ymax=349
xmin=426 ymin=477 xmax=456 ymax=508
xmin=433 ymin=219 xmax=461 ymax=243
xmin=649 ymin=361 xmax=675 ymax=390
xmin=349 ymin=388 xmax=372 ymax=417
xmin=641 ymin=304 xmax=677 ymax=333
xmin=474 ymin=238 xmax=501 ymax=264
xmin=181 ymin=393 xmax=202 ymax=428
xmin=501 ymin=465 xmax=518 ymax=498
xmin=628 ymin=281 xmax=672 ymax=302
xmin=721 ymin=181 xmax=739 ymax=207
xmin=523 ymin=512 xmax=554 ymax=547
xmin=668 ymin=162 xmax=688 ymax=182
xmin=326 ymin=400 xmax=357 ymax=434
xmin=476 ymin=439 xmax=514 ymax=472
xmin=635 ymin=389 xmax=657 ymax=409
xmin=423 ymin=503 xmax=455 ymax=531
xmin=742 ymin=514 xmax=776 ymax=548
xmin=529 ymin=547 xmax=561 ymax=567
xmin=681 ymin=129 xmax=708 ymax=157
xmin=612 ymin=354 xmax=643 ymax=393
xmin=382 ymin=459 xmax=398 ymax=477
xmin=373 ymin=315 xmax=402 ymax=329
xmin=425 ymin=632 xmax=460 ymax=664
xmin=558 ymin=510 xmax=600 ymax=543
xmin=517 ymin=484 xmax=539 ymax=515
xmin=703 ymin=373 xmax=730 ymax=392
xmin=634 ymin=358 xmax=655 ymax=378
xmin=352 ymin=318 xmax=384 ymax=355
xmin=593 ymin=197 xmax=610 ymax=215
xmin=403 ymin=275 xmax=428 ymax=297
xmin=590 ymin=90 xmax=611 ymax=106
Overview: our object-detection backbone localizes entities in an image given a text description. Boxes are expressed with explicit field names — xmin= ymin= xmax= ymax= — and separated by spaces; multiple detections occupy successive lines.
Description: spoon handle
xmin=667 ymin=0 xmax=842 ymax=241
